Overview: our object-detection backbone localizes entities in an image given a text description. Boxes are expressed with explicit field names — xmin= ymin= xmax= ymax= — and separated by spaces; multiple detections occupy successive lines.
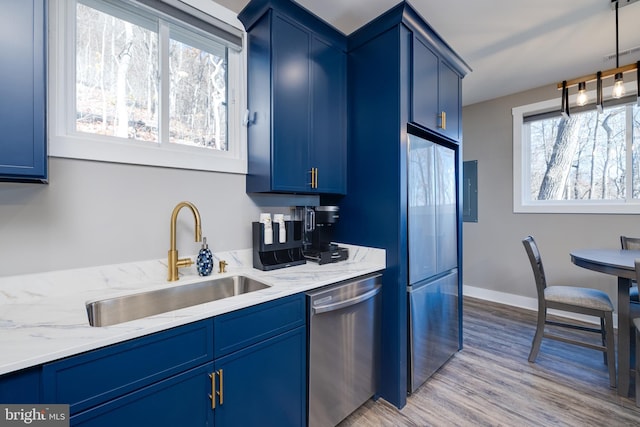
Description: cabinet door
xmin=70 ymin=363 xmax=214 ymax=427
xmin=438 ymin=61 xmax=461 ymax=141
xmin=214 ymin=327 xmax=306 ymax=427
xmin=0 ymin=367 xmax=41 ymax=403
xmin=271 ymin=15 xmax=311 ymax=192
xmin=411 ymin=36 xmax=439 ymax=132
xmin=311 ymin=36 xmax=346 ymax=194
xmin=0 ymin=0 xmax=47 ymax=182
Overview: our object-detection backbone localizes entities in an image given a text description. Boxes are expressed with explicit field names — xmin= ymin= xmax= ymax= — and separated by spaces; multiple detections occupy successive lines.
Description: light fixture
xmin=612 ymin=72 xmax=625 ymax=98
xmin=561 ymin=81 xmax=570 ymax=117
xmin=557 ymin=1 xmax=639 ymax=110
xmin=597 ymin=71 xmax=604 ymax=113
xmin=576 ymin=82 xmax=588 ymax=106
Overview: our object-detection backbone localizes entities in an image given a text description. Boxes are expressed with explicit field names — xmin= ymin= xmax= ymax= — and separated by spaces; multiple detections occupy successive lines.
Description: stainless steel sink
xmin=86 ymin=275 xmax=271 ymax=327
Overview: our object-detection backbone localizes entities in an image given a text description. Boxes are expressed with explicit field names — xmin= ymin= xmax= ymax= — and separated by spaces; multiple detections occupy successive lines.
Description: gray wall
xmin=462 ymin=83 xmax=639 ymax=309
xmin=0 ymin=158 xmax=303 ymax=277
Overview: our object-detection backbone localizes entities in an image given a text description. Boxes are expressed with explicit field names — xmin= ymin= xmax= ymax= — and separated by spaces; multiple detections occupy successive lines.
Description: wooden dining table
xmin=570 ymin=248 xmax=640 ymax=397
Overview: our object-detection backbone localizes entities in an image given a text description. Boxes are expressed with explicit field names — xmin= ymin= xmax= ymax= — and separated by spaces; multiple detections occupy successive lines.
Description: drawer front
xmin=214 ymin=294 xmax=305 ymax=358
xmin=43 ymin=319 xmax=213 ymax=414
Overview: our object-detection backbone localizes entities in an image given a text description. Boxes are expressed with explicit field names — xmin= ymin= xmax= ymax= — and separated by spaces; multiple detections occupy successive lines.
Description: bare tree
xmin=538 ymin=114 xmax=587 ymax=200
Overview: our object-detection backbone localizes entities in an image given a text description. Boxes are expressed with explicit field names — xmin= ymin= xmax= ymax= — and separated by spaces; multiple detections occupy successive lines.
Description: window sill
xmin=50 ymin=134 xmax=247 ymax=174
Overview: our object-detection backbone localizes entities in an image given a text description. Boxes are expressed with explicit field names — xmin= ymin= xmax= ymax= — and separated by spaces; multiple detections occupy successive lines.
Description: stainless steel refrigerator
xmin=407 ymin=133 xmax=459 ymax=393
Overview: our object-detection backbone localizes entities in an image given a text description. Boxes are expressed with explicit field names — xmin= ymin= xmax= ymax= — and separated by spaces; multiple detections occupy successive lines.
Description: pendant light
xmin=557 ymin=1 xmax=638 ymax=108
xmin=576 ymin=82 xmax=588 ymax=106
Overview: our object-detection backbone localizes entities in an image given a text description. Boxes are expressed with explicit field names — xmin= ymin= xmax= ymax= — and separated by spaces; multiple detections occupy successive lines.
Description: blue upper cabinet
xmin=412 ymin=36 xmax=462 ymax=141
xmin=239 ymin=0 xmax=347 ymax=195
xmin=436 ymin=60 xmax=462 ymax=141
xmin=0 ymin=0 xmax=47 ymax=183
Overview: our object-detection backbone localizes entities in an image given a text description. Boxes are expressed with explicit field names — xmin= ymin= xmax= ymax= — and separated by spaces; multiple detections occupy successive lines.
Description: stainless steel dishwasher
xmin=307 ymin=273 xmax=382 ymax=427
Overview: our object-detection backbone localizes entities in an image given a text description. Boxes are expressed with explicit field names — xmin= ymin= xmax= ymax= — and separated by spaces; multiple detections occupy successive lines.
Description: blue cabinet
xmin=437 ymin=60 xmax=462 ymax=141
xmin=30 ymin=294 xmax=305 ymax=426
xmin=412 ymin=36 xmax=462 ymax=141
xmin=0 ymin=0 xmax=47 ymax=183
xmin=240 ymin=0 xmax=347 ymax=195
xmin=212 ymin=293 xmax=306 ymax=426
xmin=0 ymin=367 xmax=41 ymax=403
xmin=334 ymin=2 xmax=470 ymax=409
xmin=214 ymin=327 xmax=306 ymax=426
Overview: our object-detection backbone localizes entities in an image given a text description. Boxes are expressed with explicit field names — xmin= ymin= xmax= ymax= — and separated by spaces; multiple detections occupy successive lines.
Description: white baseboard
xmin=463 ymin=284 xmax=619 ymax=329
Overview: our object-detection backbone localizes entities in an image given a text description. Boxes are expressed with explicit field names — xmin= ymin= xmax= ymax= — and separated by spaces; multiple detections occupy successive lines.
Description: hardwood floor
xmin=339 ymin=297 xmax=640 ymax=426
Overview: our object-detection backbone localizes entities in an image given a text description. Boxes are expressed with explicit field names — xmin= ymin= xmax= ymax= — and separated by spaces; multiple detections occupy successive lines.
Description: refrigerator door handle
xmin=312 ymin=286 xmax=381 ymax=314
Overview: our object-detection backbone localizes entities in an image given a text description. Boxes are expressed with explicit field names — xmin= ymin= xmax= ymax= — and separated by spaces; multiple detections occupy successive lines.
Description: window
xmin=513 ymin=93 xmax=640 ymax=213
xmin=49 ymin=0 xmax=247 ymax=174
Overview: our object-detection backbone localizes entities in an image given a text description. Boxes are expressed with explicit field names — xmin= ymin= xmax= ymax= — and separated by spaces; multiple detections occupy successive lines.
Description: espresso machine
xmin=300 ymin=206 xmax=349 ymax=264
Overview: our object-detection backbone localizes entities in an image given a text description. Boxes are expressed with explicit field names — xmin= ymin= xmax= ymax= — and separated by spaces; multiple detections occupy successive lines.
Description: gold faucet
xmin=168 ymin=201 xmax=202 ymax=281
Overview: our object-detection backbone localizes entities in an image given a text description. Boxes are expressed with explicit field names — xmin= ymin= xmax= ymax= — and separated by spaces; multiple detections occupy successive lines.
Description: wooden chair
xmin=620 ymin=235 xmax=640 ymax=302
xmin=522 ymin=236 xmax=616 ymax=388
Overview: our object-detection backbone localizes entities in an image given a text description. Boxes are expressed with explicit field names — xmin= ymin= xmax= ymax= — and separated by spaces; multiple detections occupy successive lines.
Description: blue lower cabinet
xmin=213 ymin=326 xmax=306 ymax=427
xmin=43 ymin=319 xmax=214 ymax=415
xmin=70 ymin=363 xmax=214 ymax=427
xmin=36 ymin=294 xmax=307 ymax=426
xmin=0 ymin=367 xmax=42 ymax=403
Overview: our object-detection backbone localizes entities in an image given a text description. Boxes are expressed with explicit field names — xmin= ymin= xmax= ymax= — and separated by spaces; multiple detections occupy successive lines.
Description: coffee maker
xmin=300 ymin=206 xmax=349 ymax=264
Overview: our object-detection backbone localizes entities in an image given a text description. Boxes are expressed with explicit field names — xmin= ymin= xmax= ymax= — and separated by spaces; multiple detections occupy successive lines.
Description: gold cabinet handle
xmin=208 ymin=372 xmax=216 ymax=409
xmin=217 ymin=369 xmax=224 ymax=405
xmin=439 ymin=111 xmax=447 ymax=130
xmin=309 ymin=168 xmax=315 ymax=188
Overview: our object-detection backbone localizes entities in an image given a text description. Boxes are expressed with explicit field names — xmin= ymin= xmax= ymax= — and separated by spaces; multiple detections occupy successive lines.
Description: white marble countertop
xmin=0 ymin=244 xmax=385 ymax=376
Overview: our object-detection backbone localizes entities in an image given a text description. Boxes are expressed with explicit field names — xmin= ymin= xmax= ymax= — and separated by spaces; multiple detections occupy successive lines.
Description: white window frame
xmin=48 ymin=0 xmax=248 ymax=174
xmin=513 ymin=83 xmax=640 ymax=214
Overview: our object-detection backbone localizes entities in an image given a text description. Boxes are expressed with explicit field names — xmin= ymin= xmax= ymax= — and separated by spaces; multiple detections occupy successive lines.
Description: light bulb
xmin=612 ymin=72 xmax=625 ymax=99
xmin=576 ymin=82 xmax=588 ymax=106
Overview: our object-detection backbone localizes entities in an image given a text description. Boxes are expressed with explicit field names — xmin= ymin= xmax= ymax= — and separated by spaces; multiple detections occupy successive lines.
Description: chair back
xmin=522 ymin=236 xmax=547 ymax=304
xmin=621 ymin=235 xmax=640 ymax=250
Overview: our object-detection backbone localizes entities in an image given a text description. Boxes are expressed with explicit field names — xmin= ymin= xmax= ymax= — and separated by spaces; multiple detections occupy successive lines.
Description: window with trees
xmin=49 ymin=0 xmax=247 ymax=174
xmin=513 ymin=96 xmax=640 ymax=213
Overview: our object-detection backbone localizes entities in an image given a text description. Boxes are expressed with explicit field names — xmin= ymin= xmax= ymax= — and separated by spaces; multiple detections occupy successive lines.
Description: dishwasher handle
xmin=312 ymin=285 xmax=381 ymax=314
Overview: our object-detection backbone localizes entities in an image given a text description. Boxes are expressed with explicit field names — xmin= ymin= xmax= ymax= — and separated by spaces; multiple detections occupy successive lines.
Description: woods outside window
xmin=49 ymin=0 xmax=247 ymax=174
xmin=513 ymin=96 xmax=640 ymax=213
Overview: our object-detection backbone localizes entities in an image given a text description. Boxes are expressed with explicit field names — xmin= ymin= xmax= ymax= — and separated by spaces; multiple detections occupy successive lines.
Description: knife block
xmin=252 ymin=220 xmax=306 ymax=271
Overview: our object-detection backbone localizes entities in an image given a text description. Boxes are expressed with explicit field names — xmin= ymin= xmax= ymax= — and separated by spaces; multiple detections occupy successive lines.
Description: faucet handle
xmin=218 ymin=260 xmax=228 ymax=274
xmin=177 ymin=258 xmax=194 ymax=268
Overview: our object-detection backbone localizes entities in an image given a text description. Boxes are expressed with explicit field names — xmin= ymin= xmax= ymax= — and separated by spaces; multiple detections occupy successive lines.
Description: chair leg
xmin=600 ymin=317 xmax=607 ymax=365
xmin=604 ymin=311 xmax=616 ymax=389
xmin=529 ymin=308 xmax=546 ymax=362
xmin=635 ymin=322 xmax=640 ymax=407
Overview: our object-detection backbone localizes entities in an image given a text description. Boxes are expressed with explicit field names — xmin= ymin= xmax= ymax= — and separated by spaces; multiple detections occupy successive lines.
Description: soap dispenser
xmin=196 ymin=237 xmax=214 ymax=276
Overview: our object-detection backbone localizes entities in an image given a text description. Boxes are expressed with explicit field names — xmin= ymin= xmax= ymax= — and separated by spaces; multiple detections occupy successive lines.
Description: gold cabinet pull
xmin=217 ymin=369 xmax=224 ymax=405
xmin=438 ymin=111 xmax=447 ymax=130
xmin=208 ymin=372 xmax=216 ymax=409
xmin=308 ymin=168 xmax=319 ymax=189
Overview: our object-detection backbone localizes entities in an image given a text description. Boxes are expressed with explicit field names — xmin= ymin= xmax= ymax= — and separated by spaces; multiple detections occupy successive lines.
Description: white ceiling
xmin=214 ymin=0 xmax=640 ymax=106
